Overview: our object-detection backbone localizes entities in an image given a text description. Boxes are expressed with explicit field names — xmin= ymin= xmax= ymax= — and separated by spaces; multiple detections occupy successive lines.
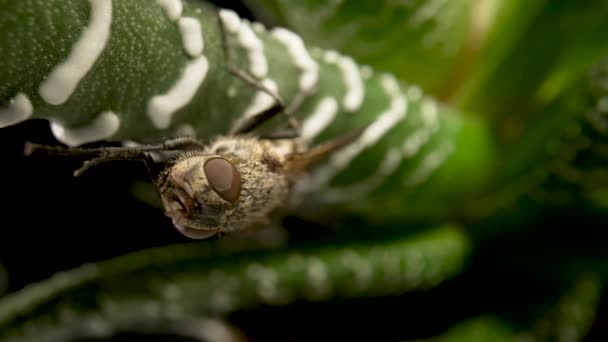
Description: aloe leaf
xmin=243 ymin=0 xmax=480 ymax=96
xmin=526 ymin=274 xmax=602 ymax=342
xmin=241 ymin=0 xmax=547 ymax=104
xmin=411 ymin=273 xmax=601 ymax=342
xmin=0 ymin=225 xmax=470 ymax=341
xmin=409 ymin=317 xmax=517 ymax=342
xmin=480 ymin=52 xmax=608 ymax=211
xmin=449 ymin=50 xmax=608 ymax=220
xmin=454 ymin=0 xmax=608 ymax=124
xmin=0 ymin=0 xmax=496 ymax=225
xmin=245 ymin=0 xmax=608 ymax=128
xmin=412 ymin=275 xmax=603 ymax=342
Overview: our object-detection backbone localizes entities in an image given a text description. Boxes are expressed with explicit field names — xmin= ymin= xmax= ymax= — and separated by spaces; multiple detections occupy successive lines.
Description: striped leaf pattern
xmin=0 ymin=226 xmax=470 ymax=341
xmin=0 ymin=0 xmax=493 ymax=224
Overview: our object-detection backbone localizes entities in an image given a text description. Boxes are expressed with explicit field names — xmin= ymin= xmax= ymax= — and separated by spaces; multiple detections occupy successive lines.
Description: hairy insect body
xmin=157 ymin=136 xmax=302 ymax=239
xmin=25 ymin=130 xmax=361 ymax=239
xmin=22 ymin=7 xmax=367 ymax=240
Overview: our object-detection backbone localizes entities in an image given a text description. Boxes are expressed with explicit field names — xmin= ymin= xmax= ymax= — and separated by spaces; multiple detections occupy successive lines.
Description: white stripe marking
xmin=409 ymin=0 xmax=448 ymax=27
xmin=360 ymin=65 xmax=373 ymax=79
xmin=178 ymin=17 xmax=204 ymax=57
xmin=157 ymin=0 xmax=183 ymax=21
xmin=39 ymin=0 xmax=112 ymax=105
xmin=271 ymin=27 xmax=319 ymax=92
xmin=300 ymin=97 xmax=338 ymax=142
xmin=247 ymin=263 xmax=284 ymax=303
xmin=0 ymin=93 xmax=33 ymax=128
xmin=323 ymin=50 xmax=364 ymax=112
xmin=402 ymin=99 xmax=439 ymax=157
xmin=218 ymin=9 xmax=241 ymax=33
xmin=147 ymin=56 xmax=209 ymax=129
xmin=340 ymin=249 xmax=373 ymax=291
xmin=242 ymin=79 xmax=278 ymax=118
xmin=323 ymin=50 xmax=339 ymax=63
xmin=340 ymin=56 xmax=364 ymax=111
xmin=238 ymin=22 xmax=268 ymax=78
xmin=402 ymin=130 xmax=431 ymax=157
xmin=421 ymin=98 xmax=438 ymax=125
xmin=252 ymin=21 xmax=265 ymax=33
xmin=50 ymin=111 xmax=120 ymax=147
xmin=306 ymin=257 xmax=330 ymax=297
xmin=174 ymin=123 xmax=196 ymax=137
xmin=407 ymin=85 xmax=423 ymax=101
xmin=310 ymin=74 xmax=407 ymax=187
xmin=219 ymin=9 xmax=268 ymax=78
xmin=230 ymin=78 xmax=280 ymax=135
xmin=404 ymin=141 xmax=454 ymax=186
xmin=321 ymin=99 xmax=440 ymax=201
xmin=321 ymin=147 xmax=403 ymax=203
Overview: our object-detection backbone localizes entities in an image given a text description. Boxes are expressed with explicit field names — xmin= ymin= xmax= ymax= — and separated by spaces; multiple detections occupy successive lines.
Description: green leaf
xmin=0 ymin=0 xmax=496 ymax=226
xmin=527 ymin=274 xmax=603 ymax=342
xmin=245 ymin=0 xmax=608 ymax=127
xmin=454 ymin=0 xmax=608 ymax=123
xmin=411 ymin=317 xmax=517 ymax=342
xmin=484 ymin=52 xmax=608 ymax=209
xmin=244 ymin=0 xmax=477 ymax=95
xmin=0 ymin=225 xmax=470 ymax=341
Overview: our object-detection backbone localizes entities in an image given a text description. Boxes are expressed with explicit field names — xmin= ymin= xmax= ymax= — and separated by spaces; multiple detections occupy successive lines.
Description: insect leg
xmin=263 ymin=82 xmax=320 ymax=139
xmin=229 ymin=90 xmax=314 ymax=137
xmin=72 ymin=153 xmax=145 ymax=177
xmin=24 ymin=136 xmax=205 ymax=157
xmin=216 ymin=10 xmax=284 ymax=107
xmin=216 ymin=9 xmax=301 ymax=134
xmin=228 ymin=103 xmax=283 ymax=135
xmin=25 ymin=136 xmax=207 ymax=177
xmin=258 ymin=128 xmax=300 ymax=140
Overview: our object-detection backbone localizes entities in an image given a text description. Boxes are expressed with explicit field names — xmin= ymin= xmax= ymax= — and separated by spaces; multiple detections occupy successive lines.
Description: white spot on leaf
xmin=178 ymin=17 xmax=204 ymax=57
xmin=39 ymin=0 xmax=112 ymax=105
xmin=147 ymin=56 xmax=209 ymax=129
xmin=0 ymin=93 xmax=33 ymax=128
xmin=50 ymin=111 xmax=120 ymax=147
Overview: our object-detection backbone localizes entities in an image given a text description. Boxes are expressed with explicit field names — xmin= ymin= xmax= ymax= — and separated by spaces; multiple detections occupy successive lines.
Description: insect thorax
xmin=157 ymin=135 xmax=304 ymax=236
xmin=209 ymin=136 xmax=300 ymax=231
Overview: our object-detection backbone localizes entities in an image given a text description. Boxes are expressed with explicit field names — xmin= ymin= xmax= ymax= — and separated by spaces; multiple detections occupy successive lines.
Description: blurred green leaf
xmin=454 ymin=0 xmax=608 ymax=126
xmin=412 ymin=317 xmax=517 ymax=342
xmin=244 ymin=0 xmax=476 ymax=95
xmin=0 ymin=225 xmax=470 ymax=341
xmin=528 ymin=274 xmax=603 ymax=342
xmin=481 ymin=52 xmax=608 ymax=211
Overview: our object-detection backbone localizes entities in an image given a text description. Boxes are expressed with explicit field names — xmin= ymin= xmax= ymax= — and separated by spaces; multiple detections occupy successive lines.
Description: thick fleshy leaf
xmin=0 ymin=0 xmax=496 ymax=226
xmin=481 ymin=52 xmax=608 ymax=210
xmin=243 ymin=0 xmax=479 ymax=95
xmin=405 ymin=275 xmax=601 ymax=342
xmin=245 ymin=0 xmax=608 ymax=127
xmin=453 ymin=0 xmax=608 ymax=124
xmin=527 ymin=274 xmax=602 ymax=342
xmin=412 ymin=317 xmax=517 ymax=342
xmin=0 ymin=225 xmax=470 ymax=341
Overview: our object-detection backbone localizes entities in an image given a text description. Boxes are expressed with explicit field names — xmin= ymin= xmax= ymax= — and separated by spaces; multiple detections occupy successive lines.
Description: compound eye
xmin=203 ymin=157 xmax=241 ymax=203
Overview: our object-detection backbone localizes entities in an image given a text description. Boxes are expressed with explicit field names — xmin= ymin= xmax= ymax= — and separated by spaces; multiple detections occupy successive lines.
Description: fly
xmin=24 ymin=10 xmax=367 ymax=240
